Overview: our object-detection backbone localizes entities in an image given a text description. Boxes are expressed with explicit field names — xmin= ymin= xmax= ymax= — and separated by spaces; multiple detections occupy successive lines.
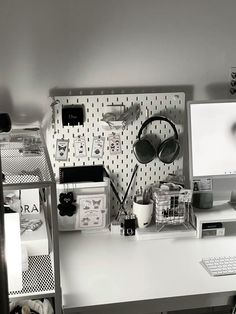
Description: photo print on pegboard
xmin=91 ymin=136 xmax=105 ymax=158
xmin=108 ymin=133 xmax=122 ymax=155
xmin=74 ymin=136 xmax=87 ymax=158
xmin=55 ymin=139 xmax=69 ymax=161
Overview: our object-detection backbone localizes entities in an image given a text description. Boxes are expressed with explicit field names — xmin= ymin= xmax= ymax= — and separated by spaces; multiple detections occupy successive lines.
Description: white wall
xmin=0 ymin=0 xmax=236 ymax=125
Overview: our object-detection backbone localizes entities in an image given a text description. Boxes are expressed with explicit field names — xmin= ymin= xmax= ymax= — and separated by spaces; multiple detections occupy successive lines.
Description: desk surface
xmin=59 ymin=231 xmax=236 ymax=313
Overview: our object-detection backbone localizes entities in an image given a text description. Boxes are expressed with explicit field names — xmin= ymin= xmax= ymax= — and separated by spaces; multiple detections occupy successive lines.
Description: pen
xmin=103 ymin=167 xmax=122 ymax=205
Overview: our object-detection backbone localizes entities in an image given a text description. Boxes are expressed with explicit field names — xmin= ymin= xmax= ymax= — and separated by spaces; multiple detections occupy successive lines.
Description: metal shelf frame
xmin=0 ymin=129 xmax=61 ymax=314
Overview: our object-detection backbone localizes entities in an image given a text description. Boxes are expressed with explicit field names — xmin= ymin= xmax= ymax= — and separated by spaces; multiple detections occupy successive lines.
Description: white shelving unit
xmin=0 ymin=129 xmax=61 ymax=313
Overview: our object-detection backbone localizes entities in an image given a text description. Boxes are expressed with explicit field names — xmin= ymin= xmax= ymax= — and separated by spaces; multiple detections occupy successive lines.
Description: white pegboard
xmin=46 ymin=92 xmax=185 ymax=214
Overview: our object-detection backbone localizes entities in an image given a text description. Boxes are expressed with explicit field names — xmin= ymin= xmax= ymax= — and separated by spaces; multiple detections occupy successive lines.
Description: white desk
xmin=59 ymin=231 xmax=236 ymax=314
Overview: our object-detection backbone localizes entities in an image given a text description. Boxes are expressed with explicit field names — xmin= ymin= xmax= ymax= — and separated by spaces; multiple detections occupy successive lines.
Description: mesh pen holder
xmin=153 ymin=188 xmax=193 ymax=232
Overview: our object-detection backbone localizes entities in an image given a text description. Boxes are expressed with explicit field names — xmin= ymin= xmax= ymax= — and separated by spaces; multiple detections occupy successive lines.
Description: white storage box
xmin=21 ymin=211 xmax=49 ymax=256
xmin=57 ymin=178 xmax=110 ymax=231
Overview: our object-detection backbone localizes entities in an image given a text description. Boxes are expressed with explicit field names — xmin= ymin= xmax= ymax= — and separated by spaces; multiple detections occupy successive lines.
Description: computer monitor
xmin=187 ymin=99 xmax=236 ymax=208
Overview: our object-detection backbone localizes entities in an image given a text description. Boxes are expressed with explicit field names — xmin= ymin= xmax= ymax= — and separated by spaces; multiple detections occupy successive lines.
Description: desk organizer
xmin=57 ymin=178 xmax=110 ymax=231
xmin=153 ymin=188 xmax=193 ymax=231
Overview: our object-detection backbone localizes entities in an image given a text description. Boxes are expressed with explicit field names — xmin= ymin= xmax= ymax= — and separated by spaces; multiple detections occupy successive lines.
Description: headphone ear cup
xmin=133 ymin=138 xmax=156 ymax=164
xmin=157 ymin=138 xmax=180 ymax=164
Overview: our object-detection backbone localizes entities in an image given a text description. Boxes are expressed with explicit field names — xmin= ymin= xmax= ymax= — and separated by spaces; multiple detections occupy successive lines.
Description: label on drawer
xmin=193 ymin=178 xmax=212 ymax=191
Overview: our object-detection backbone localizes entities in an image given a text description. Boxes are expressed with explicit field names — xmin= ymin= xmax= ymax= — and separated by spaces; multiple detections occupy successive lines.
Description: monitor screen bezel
xmin=187 ymin=99 xmax=236 ymax=181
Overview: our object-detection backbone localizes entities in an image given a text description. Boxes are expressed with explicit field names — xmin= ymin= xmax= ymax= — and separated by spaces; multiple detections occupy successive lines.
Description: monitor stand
xmin=194 ymin=200 xmax=236 ymax=238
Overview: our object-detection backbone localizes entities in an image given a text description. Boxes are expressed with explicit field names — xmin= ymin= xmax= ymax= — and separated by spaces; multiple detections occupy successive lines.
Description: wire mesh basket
xmin=0 ymin=129 xmax=54 ymax=185
xmin=152 ymin=188 xmax=193 ymax=231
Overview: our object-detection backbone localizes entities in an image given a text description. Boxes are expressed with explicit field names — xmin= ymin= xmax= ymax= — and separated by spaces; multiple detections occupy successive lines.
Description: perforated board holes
xmin=47 ymin=92 xmax=184 ymax=217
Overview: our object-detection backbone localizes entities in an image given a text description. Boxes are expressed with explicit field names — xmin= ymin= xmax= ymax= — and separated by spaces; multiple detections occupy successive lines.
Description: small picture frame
xmin=193 ymin=178 xmax=212 ymax=191
xmin=108 ymin=133 xmax=121 ymax=155
xmin=55 ymin=139 xmax=69 ymax=161
xmin=91 ymin=136 xmax=105 ymax=158
xmin=74 ymin=136 xmax=87 ymax=158
xmin=76 ymin=194 xmax=106 ymax=229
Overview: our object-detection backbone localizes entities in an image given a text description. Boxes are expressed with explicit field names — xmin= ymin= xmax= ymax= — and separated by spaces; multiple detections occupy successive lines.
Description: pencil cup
xmin=133 ymin=200 xmax=153 ymax=228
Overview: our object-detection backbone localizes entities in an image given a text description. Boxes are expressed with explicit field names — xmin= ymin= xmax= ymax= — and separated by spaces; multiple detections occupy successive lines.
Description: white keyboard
xmin=201 ymin=256 xmax=236 ymax=276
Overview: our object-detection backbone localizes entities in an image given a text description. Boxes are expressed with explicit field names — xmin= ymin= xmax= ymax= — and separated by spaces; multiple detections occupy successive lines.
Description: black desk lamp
xmin=0 ymin=113 xmax=11 ymax=133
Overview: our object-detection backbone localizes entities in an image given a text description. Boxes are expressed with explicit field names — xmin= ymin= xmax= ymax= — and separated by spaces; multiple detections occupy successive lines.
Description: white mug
xmin=133 ymin=200 xmax=153 ymax=228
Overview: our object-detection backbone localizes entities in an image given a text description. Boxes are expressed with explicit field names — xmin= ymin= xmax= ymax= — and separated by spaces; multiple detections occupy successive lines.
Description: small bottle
xmin=124 ymin=214 xmax=136 ymax=236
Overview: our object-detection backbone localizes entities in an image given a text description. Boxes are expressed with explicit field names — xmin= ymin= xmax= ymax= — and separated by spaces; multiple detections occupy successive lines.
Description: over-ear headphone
xmin=133 ymin=115 xmax=180 ymax=164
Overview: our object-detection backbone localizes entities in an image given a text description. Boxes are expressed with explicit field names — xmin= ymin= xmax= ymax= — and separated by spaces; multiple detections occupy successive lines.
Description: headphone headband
xmin=138 ymin=115 xmax=179 ymax=140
